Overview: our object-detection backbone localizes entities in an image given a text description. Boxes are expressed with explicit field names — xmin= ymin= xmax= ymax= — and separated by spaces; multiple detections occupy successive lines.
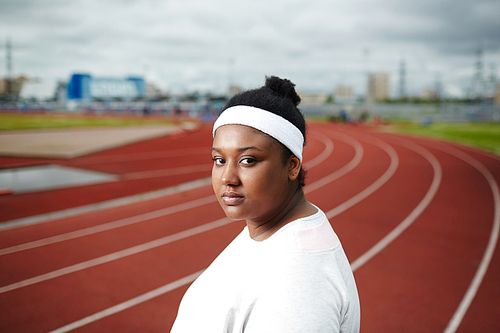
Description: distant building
xmin=297 ymin=92 xmax=329 ymax=106
xmin=228 ymin=84 xmax=243 ymax=96
xmin=367 ymin=73 xmax=389 ymax=102
xmin=54 ymin=81 xmax=67 ymax=106
xmin=421 ymin=88 xmax=439 ymax=101
xmin=146 ymin=83 xmax=162 ymax=99
xmin=0 ymin=76 xmax=28 ymax=98
xmin=67 ymin=74 xmax=146 ymax=101
xmin=19 ymin=78 xmax=59 ymax=101
xmin=334 ymin=85 xmax=354 ymax=103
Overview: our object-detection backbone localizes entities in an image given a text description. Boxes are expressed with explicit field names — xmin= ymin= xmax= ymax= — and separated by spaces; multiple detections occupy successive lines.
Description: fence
xmin=300 ymin=103 xmax=500 ymax=123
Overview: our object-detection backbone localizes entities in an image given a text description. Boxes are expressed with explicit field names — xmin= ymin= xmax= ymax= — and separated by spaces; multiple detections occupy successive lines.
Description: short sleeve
xmin=242 ymin=253 xmax=353 ymax=333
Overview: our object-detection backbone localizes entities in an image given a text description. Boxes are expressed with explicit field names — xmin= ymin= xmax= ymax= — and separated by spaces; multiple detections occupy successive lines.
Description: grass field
xmin=389 ymin=121 xmax=500 ymax=155
xmin=1 ymin=113 xmax=498 ymax=156
xmin=0 ymin=113 xmax=176 ymax=131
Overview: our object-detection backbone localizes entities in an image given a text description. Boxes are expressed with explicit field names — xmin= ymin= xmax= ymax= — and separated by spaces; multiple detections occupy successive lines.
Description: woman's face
xmin=212 ymin=124 xmax=297 ymax=223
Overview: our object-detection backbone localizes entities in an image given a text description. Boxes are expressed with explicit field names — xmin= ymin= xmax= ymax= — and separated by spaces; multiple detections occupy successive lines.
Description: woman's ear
xmin=288 ymin=155 xmax=301 ymax=181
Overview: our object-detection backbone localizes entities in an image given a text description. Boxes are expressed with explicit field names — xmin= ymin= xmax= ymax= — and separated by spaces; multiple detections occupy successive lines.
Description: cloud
xmin=0 ymin=0 xmax=499 ymax=97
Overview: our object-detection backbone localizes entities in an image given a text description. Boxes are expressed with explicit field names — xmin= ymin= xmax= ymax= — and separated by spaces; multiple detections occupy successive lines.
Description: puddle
xmin=0 ymin=165 xmax=118 ymax=194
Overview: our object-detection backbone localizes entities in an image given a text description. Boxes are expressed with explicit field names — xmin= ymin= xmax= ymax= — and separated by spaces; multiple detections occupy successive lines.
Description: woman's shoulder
xmin=292 ymin=207 xmax=340 ymax=252
xmin=265 ymin=206 xmax=340 ymax=253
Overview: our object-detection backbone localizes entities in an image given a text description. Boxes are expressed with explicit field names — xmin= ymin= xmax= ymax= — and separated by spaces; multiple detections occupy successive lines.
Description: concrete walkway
xmin=0 ymin=126 xmax=181 ymax=159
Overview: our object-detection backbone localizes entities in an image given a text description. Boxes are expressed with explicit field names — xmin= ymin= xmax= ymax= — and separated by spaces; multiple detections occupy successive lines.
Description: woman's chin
xmin=222 ymin=206 xmax=247 ymax=221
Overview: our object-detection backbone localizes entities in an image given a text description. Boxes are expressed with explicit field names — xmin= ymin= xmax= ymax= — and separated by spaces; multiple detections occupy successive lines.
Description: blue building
xmin=67 ymin=74 xmax=146 ymax=100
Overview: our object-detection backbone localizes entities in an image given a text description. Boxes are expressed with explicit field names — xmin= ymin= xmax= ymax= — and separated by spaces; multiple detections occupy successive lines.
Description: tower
xmin=5 ymin=37 xmax=12 ymax=95
xmin=487 ymin=63 xmax=497 ymax=99
xmin=399 ymin=59 xmax=406 ymax=99
xmin=469 ymin=48 xmax=486 ymax=100
xmin=435 ymin=73 xmax=442 ymax=101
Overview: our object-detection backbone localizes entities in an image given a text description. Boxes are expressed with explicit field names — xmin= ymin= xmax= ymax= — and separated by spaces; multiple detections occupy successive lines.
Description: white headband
xmin=212 ymin=105 xmax=304 ymax=162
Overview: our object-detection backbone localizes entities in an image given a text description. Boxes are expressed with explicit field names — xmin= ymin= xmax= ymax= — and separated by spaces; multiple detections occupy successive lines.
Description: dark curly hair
xmin=220 ymin=76 xmax=307 ymax=187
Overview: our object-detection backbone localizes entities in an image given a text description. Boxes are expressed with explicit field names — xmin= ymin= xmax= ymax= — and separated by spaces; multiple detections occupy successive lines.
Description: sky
xmin=0 ymin=0 xmax=499 ymax=99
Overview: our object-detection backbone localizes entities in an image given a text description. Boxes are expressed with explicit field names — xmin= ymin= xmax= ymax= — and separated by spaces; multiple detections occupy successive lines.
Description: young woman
xmin=171 ymin=76 xmax=360 ymax=332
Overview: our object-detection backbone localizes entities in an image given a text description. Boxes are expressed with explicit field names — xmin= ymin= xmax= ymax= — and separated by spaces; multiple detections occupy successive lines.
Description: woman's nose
xmin=221 ymin=163 xmax=239 ymax=186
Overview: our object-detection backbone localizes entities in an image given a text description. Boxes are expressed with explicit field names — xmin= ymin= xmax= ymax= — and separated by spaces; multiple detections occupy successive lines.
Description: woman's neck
xmin=246 ymin=188 xmax=317 ymax=241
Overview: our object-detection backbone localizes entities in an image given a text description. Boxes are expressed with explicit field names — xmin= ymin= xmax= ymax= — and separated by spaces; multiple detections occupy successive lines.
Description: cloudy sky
xmin=1 ymin=0 xmax=499 ymax=98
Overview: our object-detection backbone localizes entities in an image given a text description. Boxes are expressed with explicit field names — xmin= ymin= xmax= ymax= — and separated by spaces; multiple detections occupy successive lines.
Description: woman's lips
xmin=222 ymin=192 xmax=244 ymax=206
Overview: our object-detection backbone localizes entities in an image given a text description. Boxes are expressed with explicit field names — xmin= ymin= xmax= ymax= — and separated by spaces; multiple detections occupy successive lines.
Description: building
xmin=228 ymin=84 xmax=243 ymax=96
xmin=146 ymin=82 xmax=162 ymax=99
xmin=67 ymin=74 xmax=146 ymax=101
xmin=334 ymin=85 xmax=354 ymax=103
xmin=19 ymin=78 xmax=59 ymax=101
xmin=0 ymin=76 xmax=28 ymax=99
xmin=297 ymin=92 xmax=329 ymax=106
xmin=421 ymin=88 xmax=439 ymax=101
xmin=367 ymin=73 xmax=389 ymax=102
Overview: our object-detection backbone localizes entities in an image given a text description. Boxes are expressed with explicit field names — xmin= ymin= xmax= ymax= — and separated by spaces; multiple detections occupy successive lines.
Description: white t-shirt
xmin=171 ymin=207 xmax=360 ymax=333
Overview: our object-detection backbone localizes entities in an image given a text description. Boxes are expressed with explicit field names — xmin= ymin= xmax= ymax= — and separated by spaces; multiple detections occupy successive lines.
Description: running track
xmin=0 ymin=122 xmax=499 ymax=332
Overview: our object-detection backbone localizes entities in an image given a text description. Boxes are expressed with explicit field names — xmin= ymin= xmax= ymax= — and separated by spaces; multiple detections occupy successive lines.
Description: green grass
xmin=3 ymin=113 xmax=498 ymax=156
xmin=0 ymin=114 xmax=176 ymax=131
xmin=390 ymin=121 xmax=500 ymax=155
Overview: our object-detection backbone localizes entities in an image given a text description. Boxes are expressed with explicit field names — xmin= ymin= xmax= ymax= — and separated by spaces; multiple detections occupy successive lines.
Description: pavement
xmin=0 ymin=125 xmax=183 ymax=159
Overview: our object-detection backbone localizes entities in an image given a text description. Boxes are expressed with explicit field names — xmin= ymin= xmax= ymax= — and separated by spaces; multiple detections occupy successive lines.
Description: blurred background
xmin=0 ymin=0 xmax=499 ymax=123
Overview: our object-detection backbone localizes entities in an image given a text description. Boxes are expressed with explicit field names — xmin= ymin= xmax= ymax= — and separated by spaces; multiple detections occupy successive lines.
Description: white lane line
xmin=350 ymin=138 xmax=442 ymax=272
xmin=73 ymin=147 xmax=210 ymax=165
xmin=0 ymin=217 xmax=231 ymax=294
xmin=326 ymin=133 xmax=399 ymax=219
xmin=305 ymin=131 xmax=364 ymax=194
xmin=0 ymin=177 xmax=212 ymax=231
xmin=0 ymin=195 xmax=217 ymax=256
xmin=433 ymin=144 xmax=500 ymax=333
xmin=122 ymin=164 xmax=212 ymax=180
xmin=451 ymin=142 xmax=500 ymax=162
xmin=47 ymin=270 xmax=204 ymax=333
xmin=0 ymin=130 xmax=333 ymax=255
xmin=303 ymin=131 xmax=334 ymax=170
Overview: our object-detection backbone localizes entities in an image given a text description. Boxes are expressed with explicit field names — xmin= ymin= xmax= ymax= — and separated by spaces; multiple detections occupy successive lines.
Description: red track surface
xmin=0 ymin=122 xmax=499 ymax=332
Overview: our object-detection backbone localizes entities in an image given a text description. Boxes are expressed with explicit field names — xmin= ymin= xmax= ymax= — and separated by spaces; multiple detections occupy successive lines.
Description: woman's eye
xmin=213 ymin=158 xmax=225 ymax=166
xmin=240 ymin=158 xmax=256 ymax=165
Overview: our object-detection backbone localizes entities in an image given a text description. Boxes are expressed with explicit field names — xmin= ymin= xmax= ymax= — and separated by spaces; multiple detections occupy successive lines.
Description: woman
xmin=171 ymin=76 xmax=360 ymax=332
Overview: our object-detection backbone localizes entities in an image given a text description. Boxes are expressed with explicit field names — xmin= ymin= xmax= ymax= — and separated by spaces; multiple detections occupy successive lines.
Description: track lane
xmin=48 ymin=271 xmax=204 ymax=333
xmin=1 ymin=123 xmax=499 ymax=332
xmin=0 ymin=126 xmax=215 ymax=222
xmin=0 ymin=202 xmax=227 ymax=288
xmin=418 ymin=140 xmax=500 ymax=333
xmin=47 ymin=123 xmax=428 ymax=330
xmin=447 ymin=144 xmax=500 ymax=333
xmin=0 ymin=183 xmax=215 ymax=247
xmin=0 ymin=127 xmax=332 ymax=288
xmin=351 ymin=131 xmax=497 ymax=332
xmin=327 ymin=133 xmax=436 ymax=262
xmin=1 ymin=124 xmax=422 ymax=330
xmin=0 ymin=222 xmax=245 ymax=333
xmin=325 ymin=131 xmax=399 ymax=220
xmin=0 ymin=127 xmax=333 ymax=332
xmin=0 ymin=169 xmax=212 ymax=223
xmin=28 ymin=124 xmax=394 ymax=330
xmin=0 ymin=129 xmax=334 ymax=258
xmin=350 ymin=137 xmax=441 ymax=271
xmin=0 ymin=124 xmax=360 ymax=330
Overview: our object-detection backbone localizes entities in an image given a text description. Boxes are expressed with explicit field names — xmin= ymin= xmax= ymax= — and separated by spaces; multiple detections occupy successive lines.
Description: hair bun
xmin=265 ymin=76 xmax=301 ymax=107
